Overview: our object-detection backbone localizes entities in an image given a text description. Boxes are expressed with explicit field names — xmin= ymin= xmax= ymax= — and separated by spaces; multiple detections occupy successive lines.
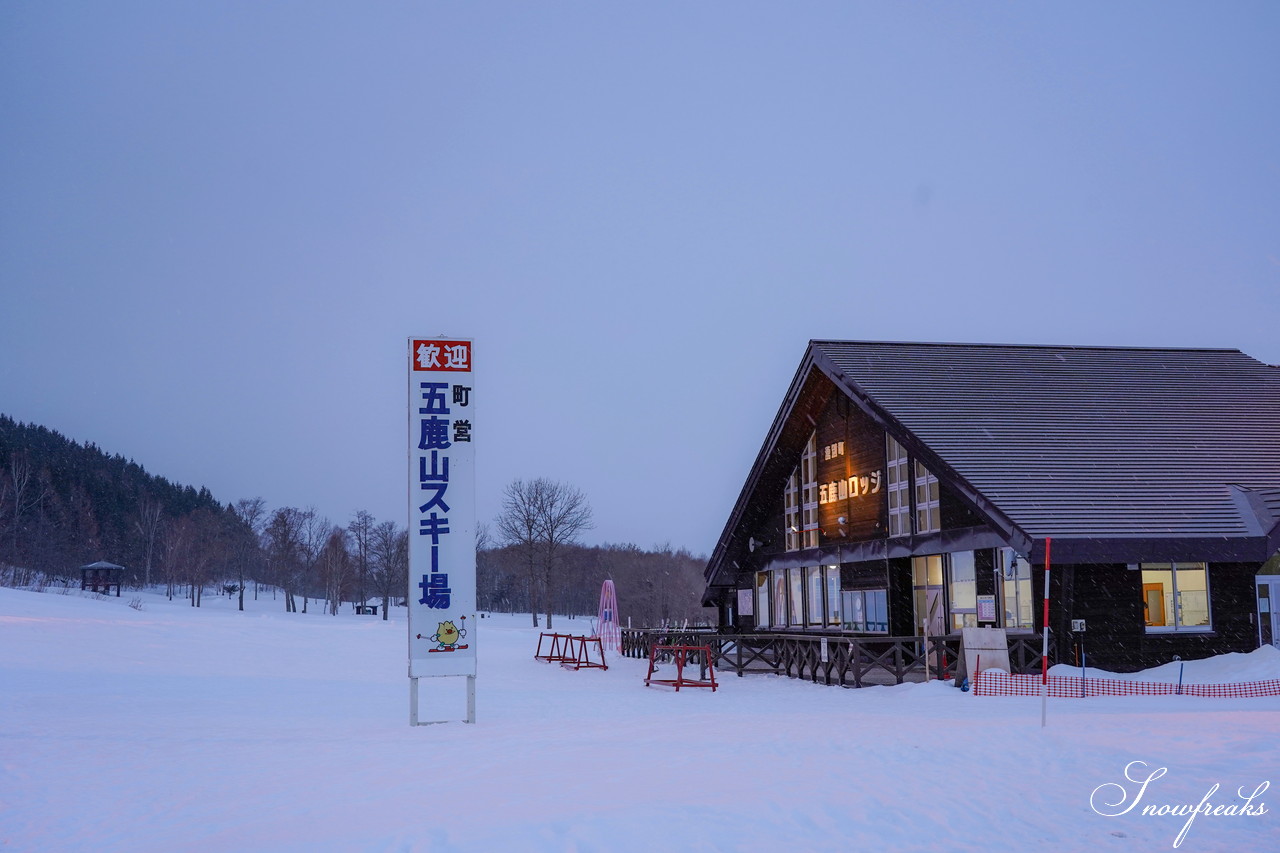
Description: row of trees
xmin=2 ymin=482 xmax=411 ymax=619
xmin=235 ymin=502 xmax=408 ymax=618
xmin=3 ymin=416 xmax=708 ymax=625
xmin=478 ymin=540 xmax=709 ymax=628
xmin=0 ymin=416 xmax=410 ymax=615
xmin=483 ymin=477 xmax=709 ymax=628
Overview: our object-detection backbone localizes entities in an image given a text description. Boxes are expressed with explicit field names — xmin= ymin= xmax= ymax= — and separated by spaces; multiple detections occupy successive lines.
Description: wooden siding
xmin=886 ymin=557 xmax=915 ymax=636
xmin=751 ymin=384 xmax=985 ymax=562
xmin=839 ymin=560 xmax=889 ymax=590
xmin=1043 ymin=561 xmax=1263 ymax=672
xmin=941 ymin=482 xmax=984 ymax=530
xmin=816 ymin=394 xmax=886 ymax=545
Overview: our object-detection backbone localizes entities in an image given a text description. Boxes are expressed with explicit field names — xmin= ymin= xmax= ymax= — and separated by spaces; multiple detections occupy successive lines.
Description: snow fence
xmin=972 ymin=670 xmax=1280 ymax=698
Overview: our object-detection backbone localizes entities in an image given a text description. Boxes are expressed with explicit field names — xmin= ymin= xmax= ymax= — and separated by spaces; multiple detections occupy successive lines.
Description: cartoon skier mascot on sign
xmin=419 ymin=617 xmax=468 ymax=652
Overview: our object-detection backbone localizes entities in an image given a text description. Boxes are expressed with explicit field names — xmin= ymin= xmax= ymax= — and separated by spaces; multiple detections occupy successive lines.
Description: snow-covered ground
xmin=1 ymin=586 xmax=1276 ymax=852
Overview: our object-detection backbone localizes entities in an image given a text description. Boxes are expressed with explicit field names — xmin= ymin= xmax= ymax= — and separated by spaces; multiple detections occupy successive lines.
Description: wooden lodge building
xmin=701 ymin=341 xmax=1280 ymax=672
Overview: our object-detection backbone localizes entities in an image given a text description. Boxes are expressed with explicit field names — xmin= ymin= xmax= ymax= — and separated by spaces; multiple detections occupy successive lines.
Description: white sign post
xmin=407 ymin=337 xmax=477 ymax=725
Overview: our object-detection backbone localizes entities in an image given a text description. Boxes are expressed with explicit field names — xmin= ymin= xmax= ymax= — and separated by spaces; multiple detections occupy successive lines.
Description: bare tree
xmin=0 ymin=476 xmax=9 ymax=585
xmin=475 ymin=521 xmax=503 ymax=612
xmin=495 ymin=479 xmax=547 ymax=627
xmin=161 ymin=514 xmax=189 ymax=601
xmin=231 ymin=497 xmax=267 ymax=611
xmin=494 ymin=477 xmax=593 ymax=629
xmin=161 ymin=509 xmax=224 ymax=606
xmin=534 ymin=480 xmax=593 ymax=629
xmin=370 ymin=520 xmax=407 ymax=620
xmin=348 ymin=510 xmax=374 ymax=608
xmin=4 ymin=453 xmax=33 ymax=563
xmin=264 ymin=506 xmax=305 ymax=612
xmin=134 ymin=498 xmax=164 ymax=589
xmin=3 ymin=453 xmax=49 ymax=582
xmin=319 ymin=526 xmax=352 ymax=615
xmin=296 ymin=507 xmax=330 ymax=614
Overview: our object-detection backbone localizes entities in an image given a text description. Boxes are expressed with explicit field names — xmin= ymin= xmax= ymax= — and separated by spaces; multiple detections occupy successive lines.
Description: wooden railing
xmin=621 ymin=628 xmax=1054 ymax=688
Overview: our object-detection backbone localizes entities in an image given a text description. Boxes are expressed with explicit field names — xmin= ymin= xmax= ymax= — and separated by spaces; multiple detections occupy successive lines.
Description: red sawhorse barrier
xmin=644 ymin=644 xmax=717 ymax=691
xmin=564 ymin=635 xmax=608 ymax=671
xmin=534 ymin=632 xmax=575 ymax=664
xmin=535 ymin=632 xmax=608 ymax=670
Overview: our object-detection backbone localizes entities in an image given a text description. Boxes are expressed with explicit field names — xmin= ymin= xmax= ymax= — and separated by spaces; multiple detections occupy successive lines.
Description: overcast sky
xmin=3 ymin=2 xmax=1277 ymax=557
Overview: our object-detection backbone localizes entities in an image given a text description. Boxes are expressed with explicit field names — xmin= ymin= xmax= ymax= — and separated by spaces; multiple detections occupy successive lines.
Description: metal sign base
xmin=409 ymin=676 xmax=476 ymax=726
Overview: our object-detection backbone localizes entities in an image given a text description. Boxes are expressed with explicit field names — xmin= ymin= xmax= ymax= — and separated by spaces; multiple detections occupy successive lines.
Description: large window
xmin=758 ymin=565 xmax=845 ymax=629
xmin=825 ymin=566 xmax=842 ymax=626
xmin=886 ymin=435 xmax=910 ymax=537
xmin=773 ymin=570 xmax=788 ymax=626
xmin=784 ymin=468 xmax=800 ymax=552
xmin=755 ymin=572 xmax=770 ymax=628
xmin=788 ymin=567 xmax=804 ymax=626
xmin=806 ymin=566 xmax=824 ymax=626
xmin=949 ymin=551 xmax=977 ymax=631
xmin=841 ymin=589 xmax=888 ymax=632
xmin=784 ymin=432 xmax=820 ymax=551
xmin=800 ymin=434 xmax=819 ymax=549
xmin=914 ymin=460 xmax=940 ymax=534
xmin=998 ymin=548 xmax=1034 ymax=630
xmin=911 ymin=555 xmax=946 ymax=635
xmin=1142 ymin=563 xmax=1210 ymax=632
xmin=913 ymin=553 xmax=984 ymax=634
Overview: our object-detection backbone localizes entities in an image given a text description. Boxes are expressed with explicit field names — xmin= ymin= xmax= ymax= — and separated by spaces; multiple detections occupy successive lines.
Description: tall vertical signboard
xmin=408 ymin=337 xmax=476 ymax=725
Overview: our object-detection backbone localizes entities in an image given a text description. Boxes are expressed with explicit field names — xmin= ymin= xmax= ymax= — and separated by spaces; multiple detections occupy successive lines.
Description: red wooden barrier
xmin=644 ymin=644 xmax=717 ymax=691
xmin=564 ymin=635 xmax=608 ymax=671
xmin=535 ymin=633 xmax=608 ymax=670
xmin=534 ymin=632 xmax=574 ymax=663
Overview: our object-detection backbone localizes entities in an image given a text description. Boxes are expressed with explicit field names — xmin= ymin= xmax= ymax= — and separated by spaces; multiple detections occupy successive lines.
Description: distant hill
xmin=0 ymin=414 xmax=233 ymax=582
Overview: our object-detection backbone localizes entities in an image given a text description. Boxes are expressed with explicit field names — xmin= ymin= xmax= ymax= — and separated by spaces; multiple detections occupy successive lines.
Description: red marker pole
xmin=1040 ymin=537 xmax=1052 ymax=728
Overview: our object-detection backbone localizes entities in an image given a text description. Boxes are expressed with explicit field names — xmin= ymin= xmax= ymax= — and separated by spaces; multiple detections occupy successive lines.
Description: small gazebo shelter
xmin=80 ymin=561 xmax=126 ymax=597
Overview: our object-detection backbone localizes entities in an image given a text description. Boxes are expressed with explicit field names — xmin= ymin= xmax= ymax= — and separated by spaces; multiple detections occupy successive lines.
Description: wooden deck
xmin=621 ymin=628 xmax=1052 ymax=688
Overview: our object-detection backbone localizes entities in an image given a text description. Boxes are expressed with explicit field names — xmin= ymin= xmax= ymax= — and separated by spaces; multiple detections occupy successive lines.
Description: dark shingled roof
xmin=811 ymin=341 xmax=1280 ymax=541
xmin=705 ymin=341 xmax=1280 ymax=596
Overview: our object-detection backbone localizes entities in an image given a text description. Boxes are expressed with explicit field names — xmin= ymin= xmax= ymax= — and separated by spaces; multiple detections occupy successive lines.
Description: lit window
xmin=949 ymin=551 xmax=977 ymax=631
xmin=912 ymin=555 xmax=945 ymax=635
xmin=788 ymin=567 xmax=804 ymax=626
xmin=773 ymin=570 xmax=788 ymax=626
xmin=825 ymin=566 xmax=842 ymax=626
xmin=998 ymin=548 xmax=1034 ymax=630
xmin=841 ymin=589 xmax=888 ymax=632
xmin=842 ymin=589 xmax=864 ymax=630
xmin=1141 ymin=563 xmax=1210 ymax=632
xmin=801 ymin=434 xmax=819 ymax=549
xmin=886 ymin=435 xmax=910 ymax=537
xmin=866 ymin=589 xmax=888 ymax=632
xmin=784 ymin=468 xmax=800 ymax=551
xmin=806 ymin=566 xmax=824 ymax=625
xmin=914 ymin=460 xmax=940 ymax=533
